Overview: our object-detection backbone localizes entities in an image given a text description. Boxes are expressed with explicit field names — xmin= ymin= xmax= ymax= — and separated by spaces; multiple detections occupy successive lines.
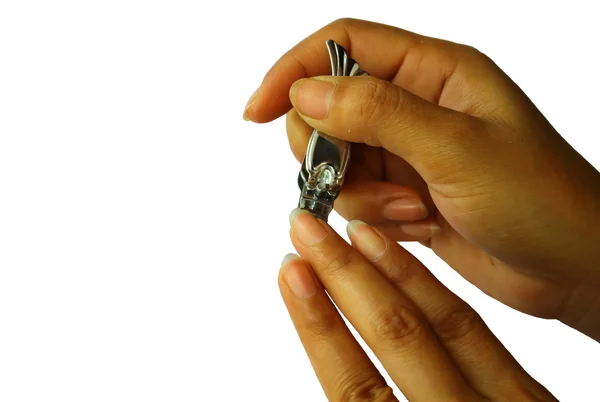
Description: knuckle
xmin=302 ymin=305 xmax=341 ymax=339
xmin=382 ymin=250 xmax=419 ymax=288
xmin=459 ymin=43 xmax=481 ymax=56
xmin=458 ymin=43 xmax=495 ymax=66
xmin=370 ymin=304 xmax=424 ymax=345
xmin=316 ymin=248 xmax=360 ymax=277
xmin=355 ymin=79 xmax=397 ymax=126
xmin=336 ymin=373 xmax=395 ymax=402
xmin=331 ymin=17 xmax=357 ymax=30
xmin=433 ymin=307 xmax=487 ymax=343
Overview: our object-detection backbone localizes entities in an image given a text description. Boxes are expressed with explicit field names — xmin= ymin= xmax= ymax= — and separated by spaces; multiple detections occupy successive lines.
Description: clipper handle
xmin=297 ymin=40 xmax=368 ymax=221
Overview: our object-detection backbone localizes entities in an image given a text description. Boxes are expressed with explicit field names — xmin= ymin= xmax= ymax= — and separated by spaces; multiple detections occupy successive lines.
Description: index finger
xmin=245 ymin=18 xmax=425 ymax=123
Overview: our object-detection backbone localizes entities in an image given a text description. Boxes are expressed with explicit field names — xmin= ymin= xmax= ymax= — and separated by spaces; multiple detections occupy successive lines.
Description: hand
xmin=279 ymin=209 xmax=557 ymax=401
xmin=245 ymin=18 xmax=600 ymax=340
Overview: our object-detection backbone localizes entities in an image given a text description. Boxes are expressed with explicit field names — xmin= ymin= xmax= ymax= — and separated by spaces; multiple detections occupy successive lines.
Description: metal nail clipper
xmin=297 ymin=40 xmax=369 ymax=222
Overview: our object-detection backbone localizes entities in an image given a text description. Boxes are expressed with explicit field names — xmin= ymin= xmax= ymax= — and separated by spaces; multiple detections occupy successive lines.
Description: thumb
xmin=289 ymin=75 xmax=490 ymax=184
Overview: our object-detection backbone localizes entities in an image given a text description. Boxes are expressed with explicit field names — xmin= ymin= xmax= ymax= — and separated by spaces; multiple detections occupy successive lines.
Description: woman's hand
xmin=279 ymin=209 xmax=557 ymax=401
xmin=246 ymin=18 xmax=600 ymax=340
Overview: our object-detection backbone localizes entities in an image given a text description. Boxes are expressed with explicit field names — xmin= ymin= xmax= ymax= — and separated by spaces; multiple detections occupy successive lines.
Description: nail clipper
xmin=297 ymin=40 xmax=369 ymax=221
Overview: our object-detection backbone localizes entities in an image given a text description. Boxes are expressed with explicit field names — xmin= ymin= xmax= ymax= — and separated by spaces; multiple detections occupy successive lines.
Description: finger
xmin=288 ymin=209 xmax=482 ymax=401
xmin=289 ymin=75 xmax=490 ymax=184
xmin=245 ymin=18 xmax=422 ymax=123
xmin=346 ymin=221 xmax=558 ymax=401
xmin=278 ymin=254 xmax=397 ymax=402
xmin=337 ymin=181 xmax=441 ymax=241
xmin=375 ymin=216 xmax=440 ymax=241
xmin=336 ymin=181 xmax=428 ymax=224
xmin=244 ymin=18 xmax=466 ymax=123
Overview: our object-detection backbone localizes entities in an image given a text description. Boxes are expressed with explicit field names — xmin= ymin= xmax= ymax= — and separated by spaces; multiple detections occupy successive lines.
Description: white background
xmin=1 ymin=1 xmax=599 ymax=401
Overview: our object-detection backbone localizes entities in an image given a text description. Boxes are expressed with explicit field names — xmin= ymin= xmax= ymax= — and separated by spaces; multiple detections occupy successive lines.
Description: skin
xmin=280 ymin=210 xmax=557 ymax=400
xmin=244 ymin=18 xmax=600 ymax=400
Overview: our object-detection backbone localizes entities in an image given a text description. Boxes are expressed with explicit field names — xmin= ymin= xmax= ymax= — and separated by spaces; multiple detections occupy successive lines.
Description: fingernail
xmin=281 ymin=253 xmax=299 ymax=266
xmin=346 ymin=220 xmax=387 ymax=260
xmin=243 ymin=88 xmax=259 ymax=121
xmin=290 ymin=77 xmax=334 ymax=120
xmin=400 ymin=222 xmax=440 ymax=238
xmin=282 ymin=260 xmax=317 ymax=298
xmin=289 ymin=208 xmax=328 ymax=246
xmin=382 ymin=198 xmax=428 ymax=220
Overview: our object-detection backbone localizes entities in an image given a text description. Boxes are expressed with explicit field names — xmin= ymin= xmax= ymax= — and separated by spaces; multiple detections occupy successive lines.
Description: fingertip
xmin=242 ymin=88 xmax=259 ymax=122
xmin=288 ymin=79 xmax=301 ymax=103
xmin=281 ymin=253 xmax=300 ymax=267
xmin=289 ymin=208 xmax=306 ymax=225
xmin=335 ymin=182 xmax=430 ymax=226
xmin=279 ymin=256 xmax=318 ymax=299
xmin=399 ymin=221 xmax=441 ymax=238
xmin=289 ymin=77 xmax=335 ymax=120
xmin=289 ymin=208 xmax=329 ymax=247
xmin=346 ymin=219 xmax=368 ymax=238
xmin=382 ymin=198 xmax=429 ymax=221
xmin=279 ymin=253 xmax=300 ymax=289
xmin=346 ymin=220 xmax=388 ymax=261
xmin=243 ymin=77 xmax=294 ymax=124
